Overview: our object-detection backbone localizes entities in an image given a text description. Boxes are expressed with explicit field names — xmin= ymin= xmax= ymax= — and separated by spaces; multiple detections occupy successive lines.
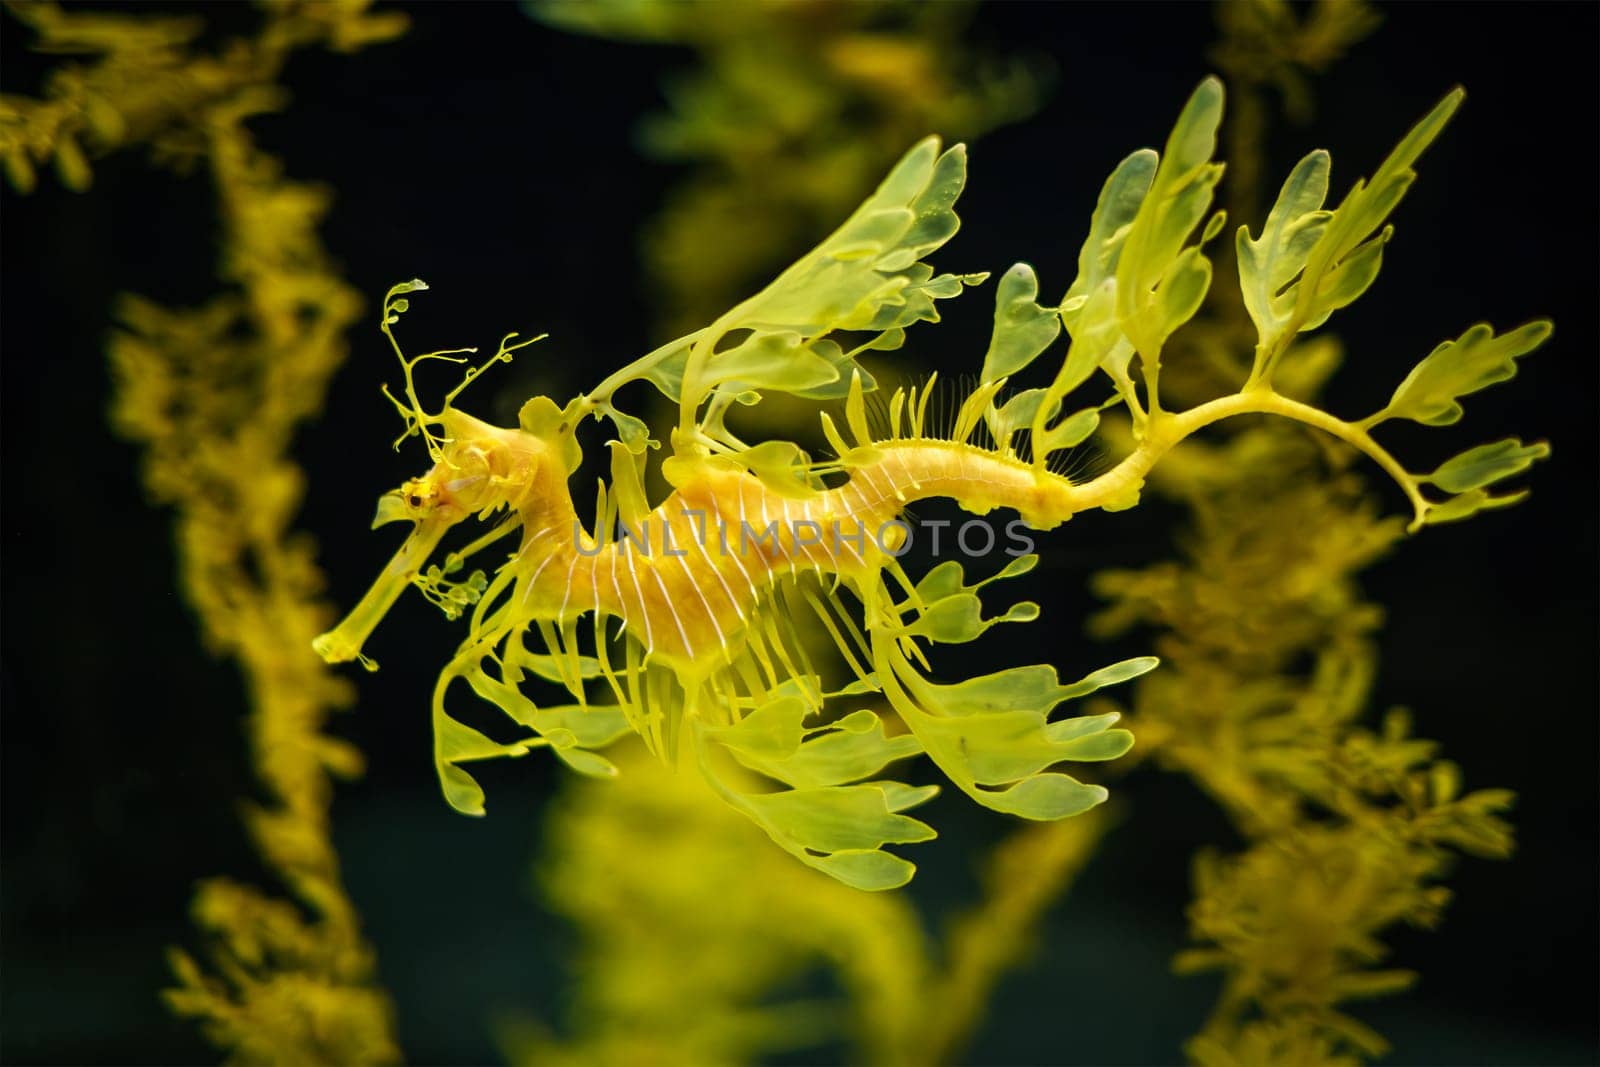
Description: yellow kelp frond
xmin=7 ymin=1 xmax=406 ymax=1059
xmin=1175 ymin=719 xmax=1514 ymax=1064
xmin=166 ymin=880 xmax=398 ymax=1066
xmin=319 ymin=77 xmax=1546 ymax=892
xmin=0 ymin=0 xmax=405 ymax=192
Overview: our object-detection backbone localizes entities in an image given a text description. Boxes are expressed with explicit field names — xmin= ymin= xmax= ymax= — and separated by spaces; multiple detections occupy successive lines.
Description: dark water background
xmin=3 ymin=2 xmax=1596 ymax=1063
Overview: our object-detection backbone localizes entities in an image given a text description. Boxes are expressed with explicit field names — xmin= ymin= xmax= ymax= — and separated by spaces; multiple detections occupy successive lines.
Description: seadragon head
xmin=370 ymin=404 xmax=563 ymax=527
xmin=313 ymin=280 xmax=570 ymax=670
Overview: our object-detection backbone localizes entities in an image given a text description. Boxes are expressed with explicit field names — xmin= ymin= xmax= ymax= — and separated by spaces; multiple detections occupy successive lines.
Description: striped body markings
xmin=513 ymin=437 xmax=1073 ymax=670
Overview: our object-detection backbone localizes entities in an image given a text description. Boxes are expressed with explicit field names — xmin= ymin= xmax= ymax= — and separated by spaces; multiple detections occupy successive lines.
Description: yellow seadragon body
xmin=316 ymin=79 xmax=1548 ymax=890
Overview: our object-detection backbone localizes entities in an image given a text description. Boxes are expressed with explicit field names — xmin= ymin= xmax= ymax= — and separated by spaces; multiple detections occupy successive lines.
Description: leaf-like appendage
xmin=698 ymin=330 xmax=841 ymax=396
xmin=1419 ymin=437 xmax=1551 ymax=526
xmin=433 ymin=706 xmax=537 ymax=816
xmin=762 ymin=719 xmax=923 ymax=790
xmin=599 ymin=404 xmax=653 ymax=453
xmin=737 ymin=781 xmax=939 ymax=891
xmin=873 ymin=556 xmax=1148 ymax=822
xmin=1425 ymin=438 xmax=1550 ymax=494
xmin=1152 ymin=244 xmax=1215 ymax=351
xmin=979 ymin=263 xmax=1061 ymax=386
xmin=1114 ymin=77 xmax=1225 ymax=362
xmin=695 ymin=692 xmax=936 ymax=890
xmin=1035 ymin=404 xmax=1104 ymax=457
xmin=585 ymin=137 xmax=983 ymax=424
xmin=1055 ymin=280 xmax=1127 ymax=404
xmin=1020 ymin=80 xmax=1225 ymax=449
xmin=1237 ymin=149 xmax=1333 ymax=344
xmin=1038 ymin=148 xmax=1161 ymax=416
xmin=893 ymin=658 xmax=1145 ymax=820
xmin=433 ymin=661 xmax=633 ymax=814
xmin=709 ymin=694 xmax=810 ymax=761
xmin=1421 ymin=489 xmax=1524 ymax=527
xmin=1291 ymin=90 xmax=1461 ymax=336
xmin=1062 ymin=149 xmax=1159 ymax=320
xmin=676 ymin=139 xmax=978 ymax=410
xmin=1032 ymin=277 xmax=1131 ymax=460
xmin=1058 ymin=655 xmax=1162 ymax=699
xmin=900 ymin=555 xmax=1041 ymax=643
xmin=1381 ymin=321 xmax=1551 ymax=426
xmin=986 ymin=386 xmax=1052 ymax=448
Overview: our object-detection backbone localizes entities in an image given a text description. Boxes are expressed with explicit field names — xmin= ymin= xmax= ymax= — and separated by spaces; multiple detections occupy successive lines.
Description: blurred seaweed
xmin=3 ymin=1 xmax=405 ymax=1061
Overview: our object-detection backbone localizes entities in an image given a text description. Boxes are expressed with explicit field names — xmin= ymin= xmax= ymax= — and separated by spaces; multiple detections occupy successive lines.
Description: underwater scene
xmin=2 ymin=2 xmax=1596 ymax=1064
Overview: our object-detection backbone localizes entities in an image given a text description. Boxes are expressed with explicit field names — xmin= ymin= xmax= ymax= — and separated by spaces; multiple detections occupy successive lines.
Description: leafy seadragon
xmin=315 ymin=78 xmax=1548 ymax=890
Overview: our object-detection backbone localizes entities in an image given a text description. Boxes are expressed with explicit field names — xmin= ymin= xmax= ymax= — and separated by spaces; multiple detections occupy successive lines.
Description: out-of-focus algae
xmin=4 ymin=2 xmax=405 ymax=1061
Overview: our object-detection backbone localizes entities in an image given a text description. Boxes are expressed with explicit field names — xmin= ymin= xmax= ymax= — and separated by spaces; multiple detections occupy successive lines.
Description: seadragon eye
xmin=373 ymin=479 xmax=437 ymax=526
xmin=397 ymin=477 xmax=438 ymax=513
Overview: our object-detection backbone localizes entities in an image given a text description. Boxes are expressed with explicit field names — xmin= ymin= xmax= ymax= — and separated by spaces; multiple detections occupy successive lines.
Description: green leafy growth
xmin=582 ymin=137 xmax=986 ymax=444
xmin=1060 ymin=149 xmax=1158 ymax=333
xmin=698 ymin=695 xmax=939 ymax=891
xmin=1351 ymin=320 xmax=1553 ymax=527
xmin=1217 ymin=91 xmax=1552 ymax=533
xmin=1019 ymin=80 xmax=1226 ymax=459
xmin=735 ymin=781 xmax=940 ymax=892
xmin=1113 ymin=77 xmax=1226 ymax=378
xmin=435 ymin=659 xmax=633 ymax=816
xmin=1418 ymin=434 xmax=1552 ymax=526
xmin=433 ymin=705 xmax=538 ymax=816
xmin=1376 ymin=321 xmax=1552 ymax=426
xmin=1243 ymin=89 xmax=1463 ymax=384
xmin=773 ymin=717 xmax=923 ymax=791
xmin=876 ymin=555 xmax=1148 ymax=821
xmin=1236 ymin=149 xmax=1332 ymax=348
xmin=901 ymin=553 xmax=1043 ymax=643
xmin=894 ymin=655 xmax=1145 ymax=820
xmin=986 ymin=386 xmax=1050 ymax=453
xmin=979 ymin=259 xmax=1129 ymax=454
xmin=979 ymin=262 xmax=1060 ymax=386
xmin=1425 ymin=437 xmax=1550 ymax=495
xmin=723 ymin=702 xmax=924 ymax=792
